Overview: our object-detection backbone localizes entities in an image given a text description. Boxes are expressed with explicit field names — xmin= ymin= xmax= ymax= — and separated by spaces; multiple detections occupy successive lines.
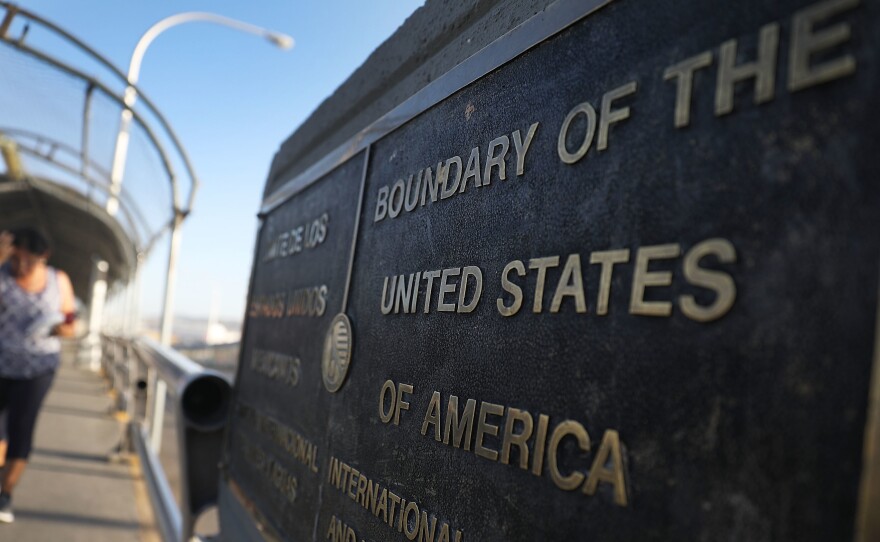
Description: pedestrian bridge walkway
xmin=2 ymin=355 xmax=157 ymax=541
xmin=0 ymin=5 xmax=232 ymax=540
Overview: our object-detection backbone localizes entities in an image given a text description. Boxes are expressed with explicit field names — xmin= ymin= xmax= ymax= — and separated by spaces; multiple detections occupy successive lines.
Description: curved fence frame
xmin=0 ymin=1 xmax=200 ymax=219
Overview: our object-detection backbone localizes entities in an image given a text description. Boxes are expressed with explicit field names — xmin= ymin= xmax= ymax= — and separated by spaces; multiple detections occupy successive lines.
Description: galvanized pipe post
xmin=77 ymin=258 xmax=109 ymax=371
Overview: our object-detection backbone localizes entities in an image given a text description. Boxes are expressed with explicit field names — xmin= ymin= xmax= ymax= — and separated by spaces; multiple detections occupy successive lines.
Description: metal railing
xmin=103 ymin=334 xmax=232 ymax=542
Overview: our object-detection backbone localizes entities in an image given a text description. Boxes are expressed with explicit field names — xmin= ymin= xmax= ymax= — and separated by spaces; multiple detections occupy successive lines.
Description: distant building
xmin=205 ymin=321 xmax=241 ymax=345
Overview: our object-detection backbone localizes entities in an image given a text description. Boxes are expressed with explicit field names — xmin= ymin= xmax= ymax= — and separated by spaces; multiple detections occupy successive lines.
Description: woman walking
xmin=0 ymin=228 xmax=76 ymax=523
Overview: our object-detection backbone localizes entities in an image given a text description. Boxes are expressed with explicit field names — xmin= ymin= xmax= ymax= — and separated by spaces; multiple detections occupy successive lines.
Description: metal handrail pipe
xmin=131 ymin=422 xmax=183 ymax=542
xmin=134 ymin=335 xmax=209 ymax=391
xmin=127 ymin=335 xmax=232 ymax=540
xmin=133 ymin=336 xmax=232 ymax=431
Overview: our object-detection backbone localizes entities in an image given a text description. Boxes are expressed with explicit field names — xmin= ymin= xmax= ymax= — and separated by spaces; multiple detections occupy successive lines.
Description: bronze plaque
xmin=222 ymin=0 xmax=880 ymax=540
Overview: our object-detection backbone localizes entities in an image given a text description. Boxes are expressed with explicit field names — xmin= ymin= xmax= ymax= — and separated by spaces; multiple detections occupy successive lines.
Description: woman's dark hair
xmin=11 ymin=227 xmax=51 ymax=256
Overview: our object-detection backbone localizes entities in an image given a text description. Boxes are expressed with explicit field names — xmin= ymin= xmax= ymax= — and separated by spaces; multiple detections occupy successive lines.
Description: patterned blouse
xmin=0 ymin=263 xmax=62 ymax=378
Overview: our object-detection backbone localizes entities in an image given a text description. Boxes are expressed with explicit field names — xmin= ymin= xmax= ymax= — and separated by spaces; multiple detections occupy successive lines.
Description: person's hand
xmin=0 ymin=231 xmax=13 ymax=263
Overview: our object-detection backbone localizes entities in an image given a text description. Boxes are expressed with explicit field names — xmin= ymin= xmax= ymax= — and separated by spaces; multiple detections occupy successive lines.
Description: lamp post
xmin=107 ymin=12 xmax=294 ymax=217
xmin=108 ymin=12 xmax=293 ymax=455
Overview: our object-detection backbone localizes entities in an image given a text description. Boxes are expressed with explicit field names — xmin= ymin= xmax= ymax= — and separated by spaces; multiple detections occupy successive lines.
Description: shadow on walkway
xmin=31 ymin=447 xmax=113 ymax=463
xmin=27 ymin=461 xmax=135 ymax=481
xmin=13 ymin=509 xmax=143 ymax=530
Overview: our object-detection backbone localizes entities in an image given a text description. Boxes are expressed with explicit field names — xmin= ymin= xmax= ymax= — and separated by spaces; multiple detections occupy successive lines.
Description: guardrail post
xmin=77 ymin=258 xmax=109 ymax=371
xmin=149 ymin=378 xmax=168 ymax=453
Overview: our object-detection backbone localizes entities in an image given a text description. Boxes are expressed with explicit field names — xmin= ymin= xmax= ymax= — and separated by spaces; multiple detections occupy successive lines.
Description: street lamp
xmin=106 ymin=12 xmax=293 ymax=457
xmin=107 ymin=12 xmax=294 ymax=218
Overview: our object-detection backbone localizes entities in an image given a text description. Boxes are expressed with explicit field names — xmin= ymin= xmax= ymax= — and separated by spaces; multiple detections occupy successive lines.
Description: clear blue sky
xmin=19 ymin=0 xmax=423 ymax=321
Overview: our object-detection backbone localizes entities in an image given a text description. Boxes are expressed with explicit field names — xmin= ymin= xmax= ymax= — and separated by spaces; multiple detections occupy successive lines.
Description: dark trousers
xmin=0 ymin=371 xmax=55 ymax=460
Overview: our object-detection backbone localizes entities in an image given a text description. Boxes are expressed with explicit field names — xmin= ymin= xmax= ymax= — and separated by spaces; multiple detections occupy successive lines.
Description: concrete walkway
xmin=1 ymin=358 xmax=157 ymax=541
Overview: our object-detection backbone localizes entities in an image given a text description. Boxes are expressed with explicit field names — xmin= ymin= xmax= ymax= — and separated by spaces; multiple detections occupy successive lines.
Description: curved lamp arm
xmin=108 ymin=11 xmax=293 ymax=216
xmin=128 ymin=12 xmax=294 ymax=88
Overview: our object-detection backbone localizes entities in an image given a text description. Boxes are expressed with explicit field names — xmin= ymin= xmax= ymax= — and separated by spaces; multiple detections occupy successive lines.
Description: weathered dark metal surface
xmin=222 ymin=0 xmax=880 ymax=540
xmin=226 ymin=151 xmax=366 ymax=541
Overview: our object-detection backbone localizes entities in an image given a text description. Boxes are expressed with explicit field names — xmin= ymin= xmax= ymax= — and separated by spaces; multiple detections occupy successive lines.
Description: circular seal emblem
xmin=322 ymin=313 xmax=353 ymax=393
